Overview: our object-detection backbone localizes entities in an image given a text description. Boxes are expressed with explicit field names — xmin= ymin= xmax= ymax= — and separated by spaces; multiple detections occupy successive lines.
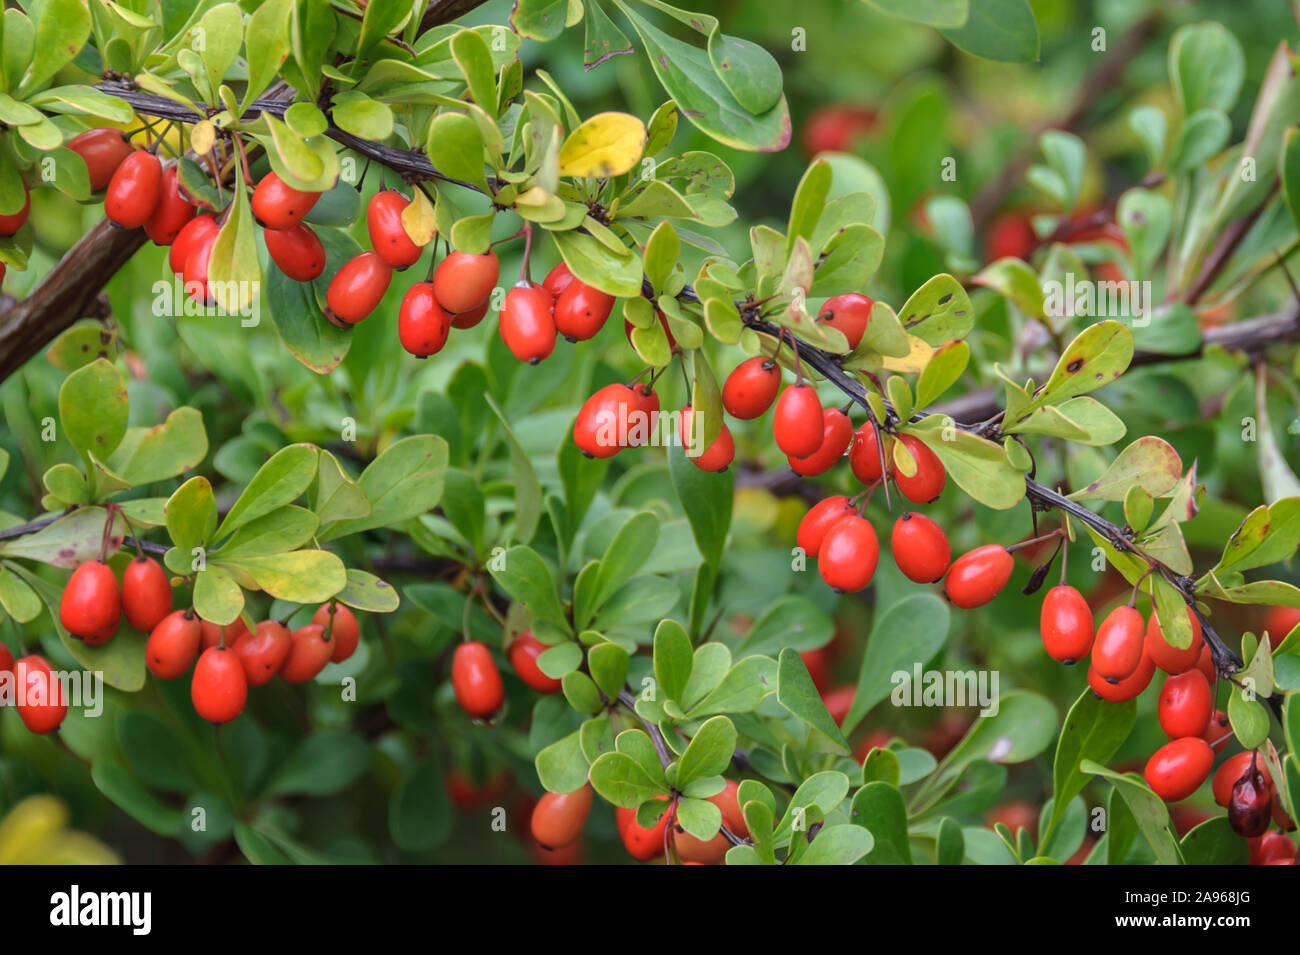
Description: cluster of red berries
xmin=449 ymin=631 xmax=561 ymax=720
xmin=39 ymin=554 xmax=361 ymax=728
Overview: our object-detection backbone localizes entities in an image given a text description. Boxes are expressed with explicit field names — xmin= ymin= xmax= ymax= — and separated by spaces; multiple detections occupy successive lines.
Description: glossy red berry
xmin=191 ymin=646 xmax=247 ymax=723
xmin=1144 ymin=607 xmax=1204 ymax=674
xmin=1039 ymin=585 xmax=1094 ymax=664
xmin=451 ymin=641 xmax=505 ymax=719
xmin=818 ymin=516 xmax=879 ymax=593
xmin=1194 ymin=643 xmax=1216 ymax=685
xmin=849 ymin=423 xmax=889 ymax=484
xmin=0 ymin=184 xmax=30 ymax=236
xmin=143 ymin=164 xmax=196 ymax=245
xmin=67 ymin=128 xmax=134 ymax=191
xmin=433 ymin=250 xmax=499 ymax=313
xmin=1157 ymin=669 xmax=1213 ymax=740
xmin=182 ymin=227 xmax=219 ymax=304
xmin=251 ymin=172 xmax=320 ymax=229
xmin=325 ymin=251 xmax=392 ymax=326
xmin=722 ymin=357 xmax=781 ymax=419
xmin=279 ymin=624 xmax=334 ymax=683
xmin=891 ymin=512 xmax=951 ymax=584
xmin=1088 ymin=650 xmax=1155 ymax=702
xmin=1214 ymin=752 xmax=1272 ymax=807
xmin=617 ymin=796 xmax=669 ymax=861
xmin=1263 ymin=606 xmax=1300 ymax=646
xmin=817 ymin=293 xmax=872 ymax=349
xmin=397 ymin=281 xmax=452 ymax=357
xmin=1092 ymin=605 xmax=1146 ymax=683
xmin=772 ymin=384 xmax=824 ymax=458
xmin=121 ymin=556 xmax=172 ymax=633
xmin=170 ymin=214 xmax=219 ymax=275
xmin=0 ymin=643 xmax=12 ymax=673
xmin=199 ymin=616 xmax=248 ymax=651
xmin=531 ymin=784 xmax=593 ymax=849
xmin=14 ymin=655 xmax=67 ymax=734
xmin=798 ymin=496 xmax=857 ymax=559
xmin=675 ymin=781 xmax=747 ymax=863
xmin=105 ymin=150 xmax=162 ymax=228
xmin=500 ymin=283 xmax=557 ymax=363
xmin=628 ymin=385 xmax=659 ymax=447
xmin=313 ymin=602 xmax=360 ymax=663
xmin=789 ymin=408 xmax=853 ymax=476
xmin=893 ymin=434 xmax=945 ymax=504
xmin=233 ymin=619 xmax=293 ymax=686
xmin=679 ymin=405 xmax=735 ymax=472
xmin=554 ymin=280 xmax=615 ymax=342
xmin=943 ymin=545 xmax=1013 ymax=609
xmin=509 ymin=632 xmax=562 ymax=693
xmin=1256 ymin=831 xmax=1295 ymax=864
xmin=450 ymin=299 xmax=490 ymax=329
xmin=60 ymin=561 xmax=121 ymax=642
xmin=1144 ymin=737 xmax=1214 ymax=802
xmin=574 ymin=383 xmax=639 ymax=459
xmin=542 ymin=261 xmax=575 ymax=297
xmin=145 ymin=610 xmax=201 ymax=679
xmin=264 ymin=223 xmax=326 ymax=282
xmin=1201 ymin=709 xmax=1230 ymax=752
xmin=366 ymin=189 xmax=423 ymax=268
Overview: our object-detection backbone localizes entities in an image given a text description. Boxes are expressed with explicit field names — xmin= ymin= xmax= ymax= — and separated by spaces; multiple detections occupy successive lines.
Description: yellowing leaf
xmin=401 ymin=187 xmax=437 ymax=247
xmin=880 ymin=334 xmax=933 ymax=374
xmin=557 ymin=112 xmax=646 ymax=178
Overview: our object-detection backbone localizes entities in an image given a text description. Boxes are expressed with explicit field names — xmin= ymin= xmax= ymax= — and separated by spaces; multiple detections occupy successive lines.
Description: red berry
xmin=679 ymin=405 xmax=735 ymax=472
xmin=67 ymin=128 xmax=133 ymax=191
xmin=893 ymin=433 xmax=946 ymax=503
xmin=1229 ymin=767 xmax=1274 ymax=837
xmin=801 ymin=648 xmax=831 ymax=693
xmin=121 ymin=556 xmax=172 ymax=633
xmin=251 ymin=172 xmax=320 ymax=229
xmin=1145 ymin=607 xmax=1204 ymax=674
xmin=312 ymin=602 xmax=360 ymax=663
xmin=675 ymin=781 xmax=747 ymax=863
xmin=0 ymin=184 xmax=30 ymax=236
xmin=182 ymin=227 xmax=219 ymax=304
xmin=530 ymin=784 xmax=592 ymax=849
xmin=817 ymin=293 xmax=872 ymax=349
xmin=1088 ymin=650 xmax=1155 ymax=703
xmin=628 ymin=385 xmax=659 ymax=447
xmin=233 ymin=619 xmax=293 ymax=686
xmin=1214 ymin=752 xmax=1273 ymax=807
xmin=772 ymin=383 xmax=824 ymax=457
xmin=279 ymin=624 xmax=334 ymax=683
xmin=145 ymin=610 xmax=201 ymax=679
xmin=509 ymin=632 xmax=562 ymax=693
xmin=191 ymin=646 xmax=248 ymax=723
xmin=891 ymin=512 xmax=951 ymax=584
xmin=14 ymin=655 xmax=67 ymax=734
xmin=1201 ymin=709 xmax=1230 ymax=753
xmin=943 ymin=545 xmax=1013 ymax=609
xmin=797 ymin=496 xmax=857 ymax=559
xmin=365 ymin=189 xmax=423 ymax=268
xmin=199 ymin=616 xmax=248 ymax=651
xmin=822 ymin=685 xmax=855 ymax=725
xmin=818 ymin=516 xmax=879 ymax=593
xmin=554 ymin=280 xmax=615 ymax=342
xmin=849 ymin=423 xmax=889 ymax=484
xmin=500 ymin=283 xmax=557 ymax=363
xmin=1144 ymin=737 xmax=1214 ymax=802
xmin=59 ymin=561 xmax=121 ymax=642
xmin=574 ymin=383 xmax=639 ymax=459
xmin=143 ymin=164 xmax=196 ymax=245
xmin=170 ymin=214 xmax=219 ymax=275
xmin=451 ymin=640 xmax=504 ymax=719
xmin=1092 ymin=605 xmax=1146 ymax=683
xmin=789 ymin=408 xmax=853 ymax=476
xmin=542 ymin=261 xmax=575 ymax=297
xmin=445 ymin=769 xmax=511 ymax=811
xmin=1256 ymin=831 xmax=1295 ymax=864
xmin=1157 ymin=669 xmax=1213 ymax=740
xmin=1263 ymin=606 xmax=1300 ymax=646
xmin=0 ymin=643 xmax=12 ymax=673
xmin=722 ymin=357 xmax=781 ymax=419
xmin=397 ymin=281 xmax=452 ymax=357
xmin=324 ymin=251 xmax=392 ymax=326
xmin=264 ymin=223 xmax=326 ymax=282
xmin=450 ymin=299 xmax=490 ymax=329
xmin=105 ymin=150 xmax=162 ymax=228
xmin=984 ymin=212 xmax=1037 ymax=262
xmin=801 ymin=104 xmax=877 ymax=156
xmin=433 ymin=250 xmax=499 ymax=313
xmin=1195 ymin=643 xmax=1216 ymax=685
xmin=617 ymin=796 xmax=669 ymax=861
xmin=1039 ymin=585 xmax=1094 ymax=664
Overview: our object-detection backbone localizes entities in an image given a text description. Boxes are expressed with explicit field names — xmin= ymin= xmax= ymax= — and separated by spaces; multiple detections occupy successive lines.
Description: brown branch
xmin=419 ymin=0 xmax=492 ymax=32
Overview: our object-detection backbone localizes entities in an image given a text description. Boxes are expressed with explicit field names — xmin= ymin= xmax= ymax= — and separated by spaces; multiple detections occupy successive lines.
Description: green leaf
xmin=1168 ymin=109 xmax=1230 ymax=174
xmin=389 ymin=758 xmax=453 ymax=851
xmin=777 ymin=648 xmax=849 ymax=754
xmin=212 ymin=506 xmax=318 ymax=559
xmin=676 ymin=716 xmax=737 ymax=788
xmin=690 ymin=655 xmax=777 ymax=715
xmin=1068 ymin=436 xmax=1182 ymax=503
xmin=1129 ymin=105 xmax=1168 ymax=169
xmin=18 ymin=0 xmax=91 ymax=96
xmin=936 ymin=817 xmax=965 ymax=865
xmin=216 ymin=444 xmax=317 ymax=539
xmin=653 ymin=618 xmax=693 ymax=702
xmin=1031 ymin=320 xmax=1133 ymax=409
xmin=1048 ymin=690 xmax=1136 ymax=840
xmin=668 ymin=443 xmax=732 ymax=570
xmin=583 ymin=0 xmax=634 ymax=70
xmin=335 ymin=568 xmax=400 ymax=613
xmin=589 ymin=751 xmax=669 ymax=807
xmin=106 ymin=408 xmax=208 ymax=487
xmin=861 ymin=0 xmax=967 ymax=28
xmin=264 ymin=732 xmax=371 ymax=796
xmin=165 ymin=476 xmax=218 ymax=555
xmin=208 ymin=166 xmax=259 ymax=315
xmin=733 ymin=594 xmax=833 ymax=658
xmin=241 ymin=0 xmax=292 ymax=112
xmin=1081 ymin=760 xmax=1181 ymax=865
xmin=587 ymin=642 xmax=630 ymax=700
xmin=842 ymin=593 xmax=949 ymax=735
xmin=1168 ymin=22 xmax=1245 ymax=116
xmin=680 ymin=642 xmax=731 ymax=711
xmin=217 ymin=550 xmax=345 ymax=604
xmin=907 ymin=421 xmax=1026 ymax=510
xmin=535 ymin=729 xmax=590 ymax=793
xmin=850 ymin=782 xmax=912 ymax=864
xmin=1228 ymin=682 xmax=1270 ymax=749
xmin=773 ymin=771 xmax=851 ymax=843
xmin=450 ymin=27 xmax=497 ymax=116
xmin=895 ymin=274 xmax=974 ymax=346
xmin=510 ymin=0 xmax=570 ymax=41
xmin=331 ymin=91 xmax=394 ymax=140
xmin=973 ymin=257 xmax=1044 ymax=318
xmin=320 ymin=436 xmax=448 ymax=541
xmin=939 ymin=0 xmax=1036 ymax=61
xmin=489 ymin=546 xmax=569 ymax=633
xmin=1179 ymin=816 xmax=1250 ymax=865
xmin=0 ymin=565 xmax=41 ymax=622
xmin=192 ymin=564 xmax=243 ymax=626
xmin=0 ymin=507 xmax=120 ymax=568
xmin=551 ymin=228 xmax=644 ymax=297
xmin=58 ymin=358 xmax=127 ymax=463
xmin=796 ymin=823 xmax=875 ymax=865
xmin=915 ymin=340 xmax=970 ymax=410
xmin=265 ymin=224 xmax=357 ymax=374
xmin=91 ymin=761 xmax=183 ymax=836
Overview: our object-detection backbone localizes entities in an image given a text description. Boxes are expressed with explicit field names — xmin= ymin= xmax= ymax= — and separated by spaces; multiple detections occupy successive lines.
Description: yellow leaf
xmin=401 ymin=187 xmax=437 ymax=247
xmin=557 ymin=112 xmax=646 ymax=179
xmin=881 ymin=334 xmax=934 ymax=375
xmin=190 ymin=120 xmax=216 ymax=156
